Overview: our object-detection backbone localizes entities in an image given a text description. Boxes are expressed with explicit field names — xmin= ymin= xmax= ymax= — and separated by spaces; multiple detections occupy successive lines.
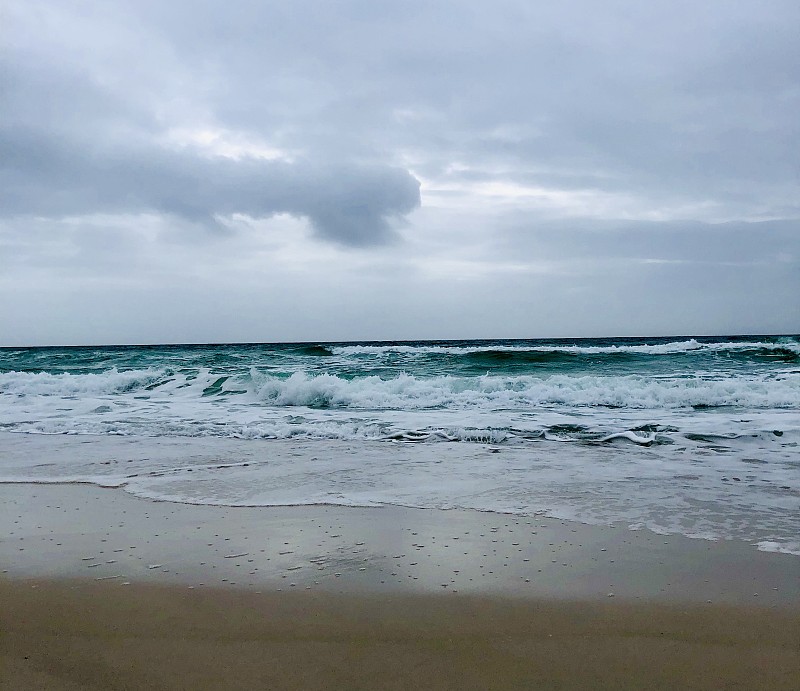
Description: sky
xmin=2 ymin=0 xmax=799 ymax=345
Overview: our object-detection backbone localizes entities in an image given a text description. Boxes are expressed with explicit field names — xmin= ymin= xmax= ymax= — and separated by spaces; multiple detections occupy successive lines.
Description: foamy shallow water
xmin=1 ymin=431 xmax=797 ymax=556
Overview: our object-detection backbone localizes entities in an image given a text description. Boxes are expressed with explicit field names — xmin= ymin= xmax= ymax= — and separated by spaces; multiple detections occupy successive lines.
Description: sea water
xmin=1 ymin=336 xmax=798 ymax=554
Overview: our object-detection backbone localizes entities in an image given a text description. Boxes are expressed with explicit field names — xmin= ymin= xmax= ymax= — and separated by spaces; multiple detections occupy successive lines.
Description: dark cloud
xmin=127 ymin=0 xmax=798 ymax=210
xmin=5 ymin=0 xmax=798 ymax=223
xmin=1 ymin=25 xmax=421 ymax=247
xmin=0 ymin=126 xmax=420 ymax=246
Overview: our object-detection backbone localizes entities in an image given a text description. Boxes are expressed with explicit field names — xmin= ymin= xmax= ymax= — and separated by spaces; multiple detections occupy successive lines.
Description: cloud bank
xmin=1 ymin=0 xmax=798 ymax=344
xmin=1 ymin=126 xmax=420 ymax=246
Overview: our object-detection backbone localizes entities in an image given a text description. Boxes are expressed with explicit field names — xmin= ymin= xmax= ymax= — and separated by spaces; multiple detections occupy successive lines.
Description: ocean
xmin=1 ymin=336 xmax=798 ymax=555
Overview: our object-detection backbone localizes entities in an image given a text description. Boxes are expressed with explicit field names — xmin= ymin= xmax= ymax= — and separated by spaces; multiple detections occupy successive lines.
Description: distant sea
xmin=1 ymin=336 xmax=798 ymax=554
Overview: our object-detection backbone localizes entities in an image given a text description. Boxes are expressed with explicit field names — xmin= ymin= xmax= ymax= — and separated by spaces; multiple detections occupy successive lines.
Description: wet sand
xmin=3 ymin=483 xmax=799 ymax=603
xmin=3 ymin=579 xmax=799 ymax=690
xmin=2 ymin=483 xmax=799 ymax=689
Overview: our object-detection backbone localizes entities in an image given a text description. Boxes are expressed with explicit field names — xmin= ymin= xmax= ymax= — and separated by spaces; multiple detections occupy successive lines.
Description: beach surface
xmin=2 ymin=482 xmax=799 ymax=689
xmin=3 ymin=579 xmax=799 ymax=690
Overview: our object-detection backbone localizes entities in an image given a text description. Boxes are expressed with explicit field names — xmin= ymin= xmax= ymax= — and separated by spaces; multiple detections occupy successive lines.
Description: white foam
xmin=756 ymin=540 xmax=800 ymax=556
xmin=1 ymin=432 xmax=797 ymax=555
xmin=333 ymin=339 xmax=800 ymax=357
xmin=3 ymin=357 xmax=799 ymax=420
xmin=248 ymin=370 xmax=800 ymax=410
xmin=600 ymin=430 xmax=656 ymax=445
xmin=2 ymin=366 xmax=799 ymax=447
xmin=0 ymin=367 xmax=168 ymax=396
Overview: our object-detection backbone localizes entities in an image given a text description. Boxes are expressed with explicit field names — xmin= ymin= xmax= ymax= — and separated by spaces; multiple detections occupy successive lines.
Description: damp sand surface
xmin=2 ymin=483 xmax=799 ymax=689
xmin=2 ymin=483 xmax=798 ymax=603
xmin=2 ymin=579 xmax=799 ymax=690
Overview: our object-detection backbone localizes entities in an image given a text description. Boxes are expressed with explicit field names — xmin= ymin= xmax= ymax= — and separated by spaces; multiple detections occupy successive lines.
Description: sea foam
xmin=332 ymin=338 xmax=800 ymax=357
xmin=5 ymin=368 xmax=798 ymax=410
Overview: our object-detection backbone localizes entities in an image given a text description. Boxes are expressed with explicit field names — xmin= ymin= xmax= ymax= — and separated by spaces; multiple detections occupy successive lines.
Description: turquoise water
xmin=1 ymin=335 xmax=798 ymax=440
xmin=3 ymin=335 xmax=799 ymax=380
xmin=1 ymin=336 xmax=798 ymax=552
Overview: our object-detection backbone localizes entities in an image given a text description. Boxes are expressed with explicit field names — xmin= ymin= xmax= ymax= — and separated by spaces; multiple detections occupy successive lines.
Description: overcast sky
xmin=2 ymin=0 xmax=799 ymax=345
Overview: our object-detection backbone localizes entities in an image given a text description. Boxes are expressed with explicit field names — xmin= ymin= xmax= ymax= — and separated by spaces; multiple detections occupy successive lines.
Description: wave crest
xmin=0 ymin=367 xmax=168 ymax=396
xmin=332 ymin=338 xmax=800 ymax=361
xmin=3 ymin=367 xmax=799 ymax=411
xmin=248 ymin=370 xmax=800 ymax=410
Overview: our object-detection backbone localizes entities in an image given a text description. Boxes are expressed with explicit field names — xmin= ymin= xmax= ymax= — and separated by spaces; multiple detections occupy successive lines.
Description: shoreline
xmin=2 ymin=430 xmax=798 ymax=562
xmin=2 ymin=482 xmax=798 ymax=604
xmin=3 ymin=482 xmax=799 ymax=689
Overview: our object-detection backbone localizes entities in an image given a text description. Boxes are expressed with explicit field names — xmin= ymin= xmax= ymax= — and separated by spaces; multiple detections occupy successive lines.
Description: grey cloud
xmin=1 ymin=27 xmax=421 ymax=247
xmin=2 ymin=0 xmax=799 ymax=343
xmin=491 ymin=218 xmax=800 ymax=266
xmin=130 ymin=0 xmax=799 ymax=208
xmin=6 ymin=0 xmax=799 ymax=217
xmin=0 ymin=126 xmax=420 ymax=246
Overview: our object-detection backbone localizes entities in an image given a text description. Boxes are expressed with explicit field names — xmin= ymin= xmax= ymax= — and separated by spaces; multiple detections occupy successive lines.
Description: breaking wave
xmin=333 ymin=338 xmax=800 ymax=362
xmin=4 ymin=367 xmax=799 ymax=410
xmin=0 ymin=368 xmax=169 ymax=396
xmin=249 ymin=370 xmax=800 ymax=409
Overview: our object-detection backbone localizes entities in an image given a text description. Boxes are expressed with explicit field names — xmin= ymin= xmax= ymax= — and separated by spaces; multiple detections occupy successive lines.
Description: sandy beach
xmin=2 ymin=482 xmax=799 ymax=689
xmin=3 ymin=579 xmax=799 ymax=690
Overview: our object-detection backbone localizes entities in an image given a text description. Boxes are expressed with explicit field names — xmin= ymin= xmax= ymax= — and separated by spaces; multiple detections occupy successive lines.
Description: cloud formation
xmin=1 ymin=126 xmax=420 ymax=246
xmin=1 ymin=0 xmax=798 ymax=343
